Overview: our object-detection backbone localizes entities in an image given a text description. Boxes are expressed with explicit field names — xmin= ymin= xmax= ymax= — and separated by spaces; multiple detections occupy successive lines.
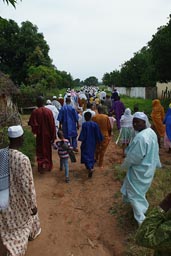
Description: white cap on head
xmin=46 ymin=99 xmax=51 ymax=104
xmin=52 ymin=96 xmax=57 ymax=99
xmin=8 ymin=125 xmax=24 ymax=138
xmin=133 ymin=112 xmax=147 ymax=122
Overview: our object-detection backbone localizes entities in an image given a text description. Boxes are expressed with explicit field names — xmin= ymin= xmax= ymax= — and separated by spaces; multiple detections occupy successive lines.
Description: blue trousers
xmin=60 ymin=158 xmax=69 ymax=177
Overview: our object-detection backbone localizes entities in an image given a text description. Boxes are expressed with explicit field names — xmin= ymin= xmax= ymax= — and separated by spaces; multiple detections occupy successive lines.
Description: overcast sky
xmin=0 ymin=0 xmax=171 ymax=81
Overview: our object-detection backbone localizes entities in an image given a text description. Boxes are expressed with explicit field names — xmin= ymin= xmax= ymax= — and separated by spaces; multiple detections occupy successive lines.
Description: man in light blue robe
xmin=78 ymin=112 xmax=103 ymax=178
xmin=121 ymin=112 xmax=161 ymax=225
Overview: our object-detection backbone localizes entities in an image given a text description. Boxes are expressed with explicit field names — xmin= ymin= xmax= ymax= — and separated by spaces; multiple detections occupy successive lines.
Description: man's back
xmin=92 ymin=113 xmax=111 ymax=137
xmin=0 ymin=149 xmax=36 ymax=230
xmin=29 ymin=106 xmax=56 ymax=138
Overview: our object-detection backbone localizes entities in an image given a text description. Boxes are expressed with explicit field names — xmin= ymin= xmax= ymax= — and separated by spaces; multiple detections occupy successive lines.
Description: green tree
xmin=120 ymin=47 xmax=156 ymax=87
xmin=0 ymin=18 xmax=20 ymax=77
xmin=0 ymin=18 xmax=52 ymax=84
xmin=84 ymin=76 xmax=98 ymax=86
xmin=148 ymin=14 xmax=171 ymax=82
xmin=27 ymin=65 xmax=62 ymax=89
xmin=102 ymin=73 xmax=112 ymax=86
xmin=57 ymin=71 xmax=74 ymax=88
xmin=2 ymin=0 xmax=21 ymax=7
xmin=102 ymin=70 xmax=121 ymax=87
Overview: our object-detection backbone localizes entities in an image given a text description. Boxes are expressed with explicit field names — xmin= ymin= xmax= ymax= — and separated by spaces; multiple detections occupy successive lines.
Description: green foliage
xmin=0 ymin=126 xmax=35 ymax=165
xmin=0 ymin=18 xmax=52 ymax=84
xmin=148 ymin=15 xmax=171 ymax=82
xmin=103 ymin=70 xmax=121 ymax=87
xmin=102 ymin=47 xmax=156 ymax=88
xmin=21 ymin=128 xmax=35 ymax=165
xmin=102 ymin=14 xmax=171 ymax=87
xmin=27 ymin=65 xmax=62 ymax=89
xmin=13 ymin=83 xmax=47 ymax=107
xmin=2 ymin=0 xmax=20 ymax=7
xmin=83 ymin=76 xmax=98 ymax=86
xmin=121 ymin=96 xmax=152 ymax=116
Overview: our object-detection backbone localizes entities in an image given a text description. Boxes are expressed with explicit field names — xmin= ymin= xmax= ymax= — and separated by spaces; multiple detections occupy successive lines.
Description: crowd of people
xmin=0 ymin=85 xmax=171 ymax=255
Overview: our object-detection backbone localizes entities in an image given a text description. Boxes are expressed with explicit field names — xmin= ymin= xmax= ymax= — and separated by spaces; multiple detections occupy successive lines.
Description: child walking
xmin=54 ymin=130 xmax=72 ymax=183
xmin=78 ymin=111 xmax=103 ymax=178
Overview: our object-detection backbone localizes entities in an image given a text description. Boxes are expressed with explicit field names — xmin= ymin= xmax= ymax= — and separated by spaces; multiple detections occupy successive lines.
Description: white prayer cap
xmin=46 ymin=99 xmax=51 ymax=104
xmin=8 ymin=125 xmax=24 ymax=138
xmin=133 ymin=112 xmax=147 ymax=122
xmin=52 ymin=95 xmax=57 ymax=99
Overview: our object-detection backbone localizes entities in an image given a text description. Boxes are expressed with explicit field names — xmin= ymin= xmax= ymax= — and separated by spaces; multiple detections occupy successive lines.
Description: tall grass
xmin=21 ymin=128 xmax=36 ymax=165
xmin=121 ymin=96 xmax=152 ymax=116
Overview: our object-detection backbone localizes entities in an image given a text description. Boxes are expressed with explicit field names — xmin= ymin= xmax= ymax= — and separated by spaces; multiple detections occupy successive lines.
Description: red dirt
xmin=25 ymin=138 xmax=126 ymax=256
xmin=25 ymin=134 xmax=170 ymax=256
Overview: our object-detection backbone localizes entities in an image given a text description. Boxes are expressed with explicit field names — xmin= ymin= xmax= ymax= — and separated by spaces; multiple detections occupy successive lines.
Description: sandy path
xmin=25 ymin=139 xmax=125 ymax=256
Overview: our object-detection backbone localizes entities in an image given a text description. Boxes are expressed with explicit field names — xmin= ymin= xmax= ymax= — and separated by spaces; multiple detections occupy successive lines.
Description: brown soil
xmin=25 ymin=137 xmax=126 ymax=256
xmin=24 ymin=134 xmax=170 ymax=256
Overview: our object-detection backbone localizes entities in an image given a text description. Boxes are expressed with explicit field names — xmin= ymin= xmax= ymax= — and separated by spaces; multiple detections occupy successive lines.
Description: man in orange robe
xmin=92 ymin=105 xmax=111 ymax=168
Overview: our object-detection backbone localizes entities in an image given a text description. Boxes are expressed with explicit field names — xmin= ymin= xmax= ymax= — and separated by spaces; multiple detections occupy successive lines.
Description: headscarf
xmin=151 ymin=99 xmax=165 ymax=137
xmin=133 ymin=111 xmax=147 ymax=122
xmin=120 ymin=108 xmax=133 ymax=128
xmin=124 ymin=108 xmax=132 ymax=116
xmin=133 ymin=112 xmax=151 ymax=128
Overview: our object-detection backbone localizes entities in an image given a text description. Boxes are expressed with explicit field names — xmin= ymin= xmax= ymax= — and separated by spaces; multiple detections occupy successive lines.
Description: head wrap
xmin=8 ymin=125 xmax=24 ymax=138
xmin=124 ymin=108 xmax=131 ymax=116
xmin=133 ymin=112 xmax=147 ymax=122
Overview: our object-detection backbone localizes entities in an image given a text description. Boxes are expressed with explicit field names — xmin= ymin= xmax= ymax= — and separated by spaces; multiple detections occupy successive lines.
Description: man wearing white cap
xmin=0 ymin=125 xmax=41 ymax=256
xmin=121 ymin=112 xmax=161 ymax=225
xmin=45 ymin=99 xmax=59 ymax=136
xmin=51 ymin=95 xmax=61 ymax=111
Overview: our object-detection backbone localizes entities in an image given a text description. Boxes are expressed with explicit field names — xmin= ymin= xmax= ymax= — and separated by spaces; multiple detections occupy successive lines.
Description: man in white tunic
xmin=45 ymin=99 xmax=59 ymax=136
xmin=0 ymin=125 xmax=41 ymax=256
xmin=121 ymin=112 xmax=161 ymax=225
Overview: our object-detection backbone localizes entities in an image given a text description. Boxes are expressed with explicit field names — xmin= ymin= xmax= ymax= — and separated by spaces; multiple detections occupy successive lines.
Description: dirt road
xmin=25 ymin=139 xmax=125 ymax=256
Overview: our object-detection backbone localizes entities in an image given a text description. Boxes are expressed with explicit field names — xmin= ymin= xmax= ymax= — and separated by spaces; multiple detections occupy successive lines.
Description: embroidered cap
xmin=8 ymin=125 xmax=24 ymax=138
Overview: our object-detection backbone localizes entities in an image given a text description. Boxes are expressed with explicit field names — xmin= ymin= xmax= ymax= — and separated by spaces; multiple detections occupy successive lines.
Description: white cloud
xmin=0 ymin=0 xmax=171 ymax=81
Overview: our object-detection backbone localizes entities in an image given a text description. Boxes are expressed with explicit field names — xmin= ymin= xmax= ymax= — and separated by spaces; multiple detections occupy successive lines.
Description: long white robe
xmin=121 ymin=128 xmax=161 ymax=224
